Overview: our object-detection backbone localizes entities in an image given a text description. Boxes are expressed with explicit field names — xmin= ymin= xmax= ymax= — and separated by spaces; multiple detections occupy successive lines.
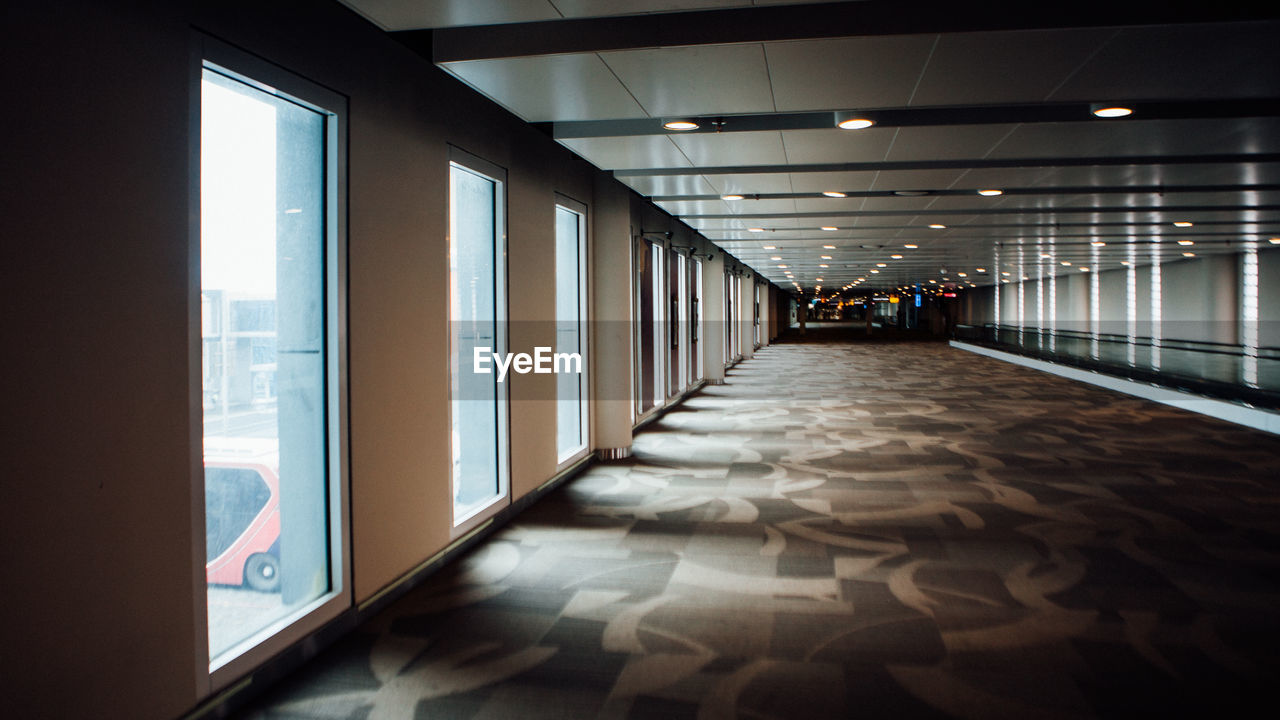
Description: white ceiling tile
xmin=884 ymin=125 xmax=1020 ymax=161
xmin=621 ymin=175 xmax=722 ymax=196
xmin=865 ymin=169 xmax=969 ymax=191
xmin=444 ymin=55 xmax=645 ymax=122
xmin=788 ymin=171 xmax=880 ymax=192
xmin=669 ymin=131 xmax=789 ymax=166
xmin=706 ymin=173 xmax=798 ymax=194
xmin=764 ymin=35 xmax=936 ymax=111
xmin=558 ymin=136 xmax=691 ymax=169
xmin=551 ymin=0 xmax=747 ymax=16
xmin=1049 ymin=22 xmax=1280 ymax=101
xmin=989 ymin=119 xmax=1280 ymax=159
xmin=339 ymin=0 xmax=559 ymax=30
xmin=780 ymin=128 xmax=897 ymax=164
xmin=599 ymin=44 xmax=776 ymax=117
xmin=910 ymin=28 xmax=1114 ymax=106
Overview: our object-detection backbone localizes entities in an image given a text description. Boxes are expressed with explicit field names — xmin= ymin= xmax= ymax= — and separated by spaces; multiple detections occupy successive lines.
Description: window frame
xmin=554 ymin=194 xmax=590 ymax=466
xmin=189 ymin=35 xmax=351 ymax=695
xmin=447 ymin=147 xmax=511 ymax=536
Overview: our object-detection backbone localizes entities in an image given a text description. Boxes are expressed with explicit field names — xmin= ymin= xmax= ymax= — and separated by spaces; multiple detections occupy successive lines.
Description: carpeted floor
xmin=237 ymin=340 xmax=1280 ymax=719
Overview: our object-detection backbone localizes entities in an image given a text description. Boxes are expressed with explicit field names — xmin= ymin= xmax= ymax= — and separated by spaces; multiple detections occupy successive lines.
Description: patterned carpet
xmin=238 ymin=339 xmax=1280 ymax=719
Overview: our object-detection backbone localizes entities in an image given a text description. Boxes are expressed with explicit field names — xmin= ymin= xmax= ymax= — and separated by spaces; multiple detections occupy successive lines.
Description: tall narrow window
xmin=555 ymin=201 xmax=587 ymax=461
xmin=200 ymin=57 xmax=345 ymax=672
xmin=449 ymin=154 xmax=508 ymax=527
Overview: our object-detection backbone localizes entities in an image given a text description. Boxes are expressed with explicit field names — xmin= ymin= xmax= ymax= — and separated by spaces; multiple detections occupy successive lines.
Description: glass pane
xmin=201 ymin=68 xmax=330 ymax=664
xmin=555 ymin=206 xmax=585 ymax=460
xmin=450 ymin=164 xmax=503 ymax=521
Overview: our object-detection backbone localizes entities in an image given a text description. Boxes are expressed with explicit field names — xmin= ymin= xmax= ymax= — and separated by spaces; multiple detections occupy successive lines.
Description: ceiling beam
xmin=613 ymin=154 xmax=1280 ymax=177
xmin=679 ymin=205 xmax=1280 ymax=219
xmin=544 ymin=100 xmax=1280 ymax=139
xmin=651 ymin=184 xmax=1280 ymax=202
xmin=417 ymin=1 xmax=1280 ymax=62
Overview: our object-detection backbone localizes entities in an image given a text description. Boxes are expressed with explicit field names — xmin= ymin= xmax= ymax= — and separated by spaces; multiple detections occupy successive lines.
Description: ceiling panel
xmin=705 ymin=173 xmax=797 ymax=194
xmin=599 ymin=44 xmax=776 ymax=117
xmin=618 ymin=174 xmax=722 ymax=196
xmin=443 ymin=55 xmax=645 ymax=121
xmin=1048 ymin=22 xmax=1280 ymax=101
xmin=988 ymin=119 xmax=1280 ymax=160
xmin=764 ymin=35 xmax=936 ymax=111
xmin=339 ymin=0 xmax=559 ymax=30
xmin=910 ymin=28 xmax=1114 ymax=106
xmin=558 ymin=136 xmax=691 ymax=169
xmin=669 ymin=130 xmax=789 ymax=166
xmin=865 ymin=169 xmax=971 ymax=192
xmin=884 ymin=125 xmax=1020 ymax=162
xmin=779 ymin=127 xmax=898 ymax=164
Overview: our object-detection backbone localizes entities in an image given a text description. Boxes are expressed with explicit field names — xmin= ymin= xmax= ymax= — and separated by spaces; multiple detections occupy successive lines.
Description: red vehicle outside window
xmin=204 ymin=461 xmax=281 ymax=592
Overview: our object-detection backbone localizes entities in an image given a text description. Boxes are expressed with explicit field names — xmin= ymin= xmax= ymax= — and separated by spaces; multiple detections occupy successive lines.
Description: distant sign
xmin=914 ymin=293 xmax=922 ymax=307
xmin=943 ymin=292 xmax=957 ymax=298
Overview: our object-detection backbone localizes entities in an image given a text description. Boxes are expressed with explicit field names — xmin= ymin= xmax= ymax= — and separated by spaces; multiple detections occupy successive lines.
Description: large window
xmin=198 ymin=48 xmax=346 ymax=679
xmin=555 ymin=201 xmax=588 ymax=462
xmin=449 ymin=154 xmax=509 ymax=527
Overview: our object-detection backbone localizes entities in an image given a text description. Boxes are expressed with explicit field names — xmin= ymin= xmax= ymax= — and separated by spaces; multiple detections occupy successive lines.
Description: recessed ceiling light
xmin=876 ymin=263 xmax=887 ymax=267
xmin=1091 ymin=241 xmax=1106 ymax=247
xmin=762 ymin=245 xmax=776 ymax=250
xmin=891 ymin=254 xmax=903 ymax=259
xmin=721 ymin=194 xmax=744 ymax=201
xmin=822 ymin=191 xmax=847 ymax=198
xmin=748 ymin=227 xmax=764 ymax=232
xmin=663 ymin=120 xmax=699 ymax=131
xmin=977 ymin=189 xmax=1003 ymax=197
xmin=777 ymin=264 xmax=788 ymax=268
xmin=1091 ymin=105 xmax=1133 ymax=118
xmin=1121 ymin=261 xmax=1132 ymax=266
xmin=1270 ymin=238 xmax=1280 ymax=245
xmin=1061 ymin=261 xmax=1072 ymax=266
xmin=1174 ymin=221 xmax=1194 ymax=228
xmin=835 ymin=113 xmax=874 ymax=130
xmin=870 ymin=269 xmax=879 ymax=273
xmin=976 ymin=267 xmax=986 ymax=272
xmin=820 ymin=227 xmax=839 ymax=232
xmin=1177 ymin=240 xmax=1194 ymax=246
xmin=929 ymin=224 xmax=946 ymax=229
xmin=1001 ymin=272 xmax=1010 ymax=276
xmin=819 ymin=264 xmax=829 ymax=268
xmin=928 ymin=279 xmax=936 ymax=284
xmin=770 ymin=256 xmax=782 ymax=260
xmin=823 ymin=244 xmax=837 ymax=249
xmin=821 ymin=255 xmax=833 ymax=259
xmin=958 ymin=272 xmax=968 ymax=277
xmin=1040 ymin=253 xmax=1051 ymax=259
xmin=816 ymin=277 xmax=824 ymax=282
xmin=904 ymin=244 xmax=918 ymax=249
xmin=1080 ymin=267 xmax=1090 ymax=272
xmin=1183 ymin=252 xmax=1196 ymax=257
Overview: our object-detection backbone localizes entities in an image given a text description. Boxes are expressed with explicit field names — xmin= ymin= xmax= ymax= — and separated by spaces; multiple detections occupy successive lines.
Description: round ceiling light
xmin=663 ymin=120 xmax=699 ymax=131
xmin=977 ymin=189 xmax=1003 ymax=197
xmin=834 ymin=112 xmax=875 ymax=130
xmin=1091 ymin=105 xmax=1133 ymax=118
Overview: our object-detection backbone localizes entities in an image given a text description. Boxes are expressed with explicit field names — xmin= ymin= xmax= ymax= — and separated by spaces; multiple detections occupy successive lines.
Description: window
xmin=449 ymin=153 xmax=509 ymax=528
xmin=555 ymin=201 xmax=588 ymax=462
xmin=198 ymin=46 xmax=347 ymax=682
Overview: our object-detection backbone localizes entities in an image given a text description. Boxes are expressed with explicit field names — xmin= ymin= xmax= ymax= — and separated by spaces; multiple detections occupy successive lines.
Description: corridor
xmin=238 ymin=340 xmax=1280 ymax=719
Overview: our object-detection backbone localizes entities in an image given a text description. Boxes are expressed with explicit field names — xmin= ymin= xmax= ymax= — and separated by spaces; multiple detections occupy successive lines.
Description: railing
xmin=953 ymin=324 xmax=1280 ymax=411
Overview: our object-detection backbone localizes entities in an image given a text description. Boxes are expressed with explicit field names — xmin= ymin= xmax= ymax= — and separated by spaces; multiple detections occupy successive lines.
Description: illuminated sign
xmin=914 ymin=294 xmax=922 ymax=307
xmin=943 ymin=292 xmax=957 ymax=298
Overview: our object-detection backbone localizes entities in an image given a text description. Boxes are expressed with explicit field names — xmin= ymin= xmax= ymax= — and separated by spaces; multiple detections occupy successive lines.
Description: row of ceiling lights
xmin=781 ymin=236 xmax=1280 ymax=292
xmin=661 ymin=104 xmax=1134 ymax=132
